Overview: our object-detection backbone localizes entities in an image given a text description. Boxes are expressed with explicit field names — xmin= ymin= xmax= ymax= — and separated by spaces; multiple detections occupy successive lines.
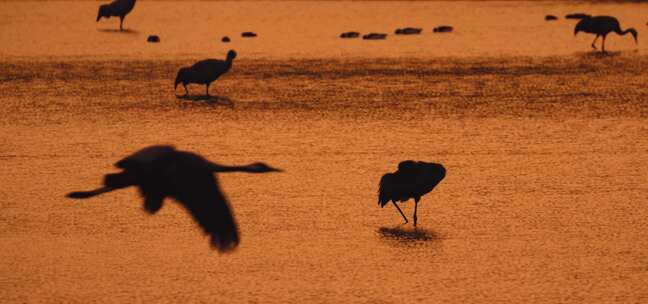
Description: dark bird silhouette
xmin=378 ymin=161 xmax=446 ymax=227
xmin=545 ymin=15 xmax=558 ymax=21
xmin=241 ymin=32 xmax=257 ymax=38
xmin=565 ymin=13 xmax=591 ymax=20
xmin=147 ymin=35 xmax=160 ymax=43
xmin=433 ymin=26 xmax=453 ymax=33
xmin=573 ymin=15 xmax=638 ymax=52
xmin=175 ymin=50 xmax=237 ymax=97
xmin=395 ymin=27 xmax=422 ymax=35
xmin=96 ymin=0 xmax=137 ymax=31
xmin=362 ymin=33 xmax=387 ymax=40
xmin=340 ymin=31 xmax=360 ymax=39
xmin=66 ymin=145 xmax=282 ymax=252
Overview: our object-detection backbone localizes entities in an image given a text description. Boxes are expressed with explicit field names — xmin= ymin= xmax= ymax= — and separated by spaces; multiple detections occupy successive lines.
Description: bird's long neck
xmin=224 ymin=57 xmax=234 ymax=71
xmin=615 ymin=27 xmax=638 ymax=43
xmin=210 ymin=163 xmax=261 ymax=173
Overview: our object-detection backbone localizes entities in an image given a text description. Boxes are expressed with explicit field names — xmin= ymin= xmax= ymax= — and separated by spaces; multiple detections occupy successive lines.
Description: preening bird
xmin=573 ymin=15 xmax=638 ymax=52
xmin=66 ymin=145 xmax=282 ymax=252
xmin=378 ymin=161 xmax=446 ymax=227
xmin=175 ymin=50 xmax=237 ymax=97
xmin=96 ymin=0 xmax=137 ymax=31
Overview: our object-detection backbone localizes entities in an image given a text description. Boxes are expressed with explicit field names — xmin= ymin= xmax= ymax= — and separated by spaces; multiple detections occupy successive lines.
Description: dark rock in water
xmin=241 ymin=32 xmax=257 ymax=38
xmin=545 ymin=15 xmax=558 ymax=21
xmin=222 ymin=36 xmax=231 ymax=43
xmin=565 ymin=13 xmax=591 ymax=20
xmin=433 ymin=26 xmax=453 ymax=33
xmin=340 ymin=31 xmax=360 ymax=39
xmin=362 ymin=33 xmax=387 ymax=40
xmin=395 ymin=27 xmax=422 ymax=35
xmin=147 ymin=35 xmax=160 ymax=43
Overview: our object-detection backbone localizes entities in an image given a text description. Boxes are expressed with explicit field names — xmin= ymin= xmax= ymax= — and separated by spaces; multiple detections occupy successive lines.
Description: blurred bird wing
xmin=171 ymin=171 xmax=240 ymax=252
xmin=115 ymin=145 xmax=176 ymax=169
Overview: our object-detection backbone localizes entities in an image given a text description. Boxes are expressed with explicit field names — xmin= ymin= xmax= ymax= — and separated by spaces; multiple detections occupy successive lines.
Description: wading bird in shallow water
xmin=573 ymin=15 xmax=638 ymax=53
xmin=96 ymin=0 xmax=137 ymax=31
xmin=175 ymin=50 xmax=237 ymax=97
xmin=379 ymin=161 xmax=446 ymax=227
xmin=67 ymin=145 xmax=282 ymax=252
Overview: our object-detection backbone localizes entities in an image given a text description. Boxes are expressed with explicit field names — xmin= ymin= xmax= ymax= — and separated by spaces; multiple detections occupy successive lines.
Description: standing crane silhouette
xmin=378 ymin=161 xmax=446 ymax=227
xmin=573 ymin=15 xmax=638 ymax=53
xmin=66 ymin=145 xmax=282 ymax=252
xmin=96 ymin=0 xmax=137 ymax=31
xmin=175 ymin=50 xmax=237 ymax=97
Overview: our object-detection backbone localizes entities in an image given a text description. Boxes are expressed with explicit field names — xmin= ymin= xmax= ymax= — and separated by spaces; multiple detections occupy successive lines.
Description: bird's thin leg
xmin=413 ymin=197 xmax=420 ymax=227
xmin=119 ymin=16 xmax=124 ymax=31
xmin=206 ymin=84 xmax=211 ymax=97
xmin=391 ymin=201 xmax=408 ymax=224
xmin=184 ymin=84 xmax=189 ymax=96
xmin=591 ymin=35 xmax=599 ymax=50
xmin=601 ymin=35 xmax=607 ymax=53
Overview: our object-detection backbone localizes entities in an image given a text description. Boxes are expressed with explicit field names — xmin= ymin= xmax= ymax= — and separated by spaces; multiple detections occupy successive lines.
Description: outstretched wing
xmin=67 ymin=186 xmax=117 ymax=199
xmin=115 ymin=145 xmax=176 ymax=169
xmin=170 ymin=169 xmax=240 ymax=252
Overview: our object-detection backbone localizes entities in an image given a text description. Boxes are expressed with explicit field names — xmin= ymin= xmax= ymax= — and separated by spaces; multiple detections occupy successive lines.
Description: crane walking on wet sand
xmin=175 ymin=50 xmax=237 ymax=97
xmin=96 ymin=0 xmax=137 ymax=31
xmin=573 ymin=15 xmax=638 ymax=53
xmin=378 ymin=161 xmax=446 ymax=227
xmin=66 ymin=145 xmax=282 ymax=252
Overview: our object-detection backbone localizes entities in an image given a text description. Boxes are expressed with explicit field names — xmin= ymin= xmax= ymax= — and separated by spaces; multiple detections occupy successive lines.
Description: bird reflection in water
xmin=377 ymin=226 xmax=440 ymax=243
xmin=176 ymin=94 xmax=235 ymax=108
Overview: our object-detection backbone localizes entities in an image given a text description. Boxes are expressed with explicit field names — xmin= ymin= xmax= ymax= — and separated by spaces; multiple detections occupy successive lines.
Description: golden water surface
xmin=1 ymin=1 xmax=647 ymax=303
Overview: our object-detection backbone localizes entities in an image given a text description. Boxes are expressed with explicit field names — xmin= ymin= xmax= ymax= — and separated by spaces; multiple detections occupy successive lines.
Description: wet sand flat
xmin=2 ymin=55 xmax=647 ymax=303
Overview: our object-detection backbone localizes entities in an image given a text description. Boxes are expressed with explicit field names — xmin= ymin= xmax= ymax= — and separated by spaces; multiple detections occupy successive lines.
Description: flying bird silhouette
xmin=175 ymin=50 xmax=237 ymax=97
xmin=96 ymin=0 xmax=137 ymax=31
xmin=573 ymin=15 xmax=637 ymax=52
xmin=378 ymin=161 xmax=446 ymax=227
xmin=66 ymin=145 xmax=282 ymax=252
